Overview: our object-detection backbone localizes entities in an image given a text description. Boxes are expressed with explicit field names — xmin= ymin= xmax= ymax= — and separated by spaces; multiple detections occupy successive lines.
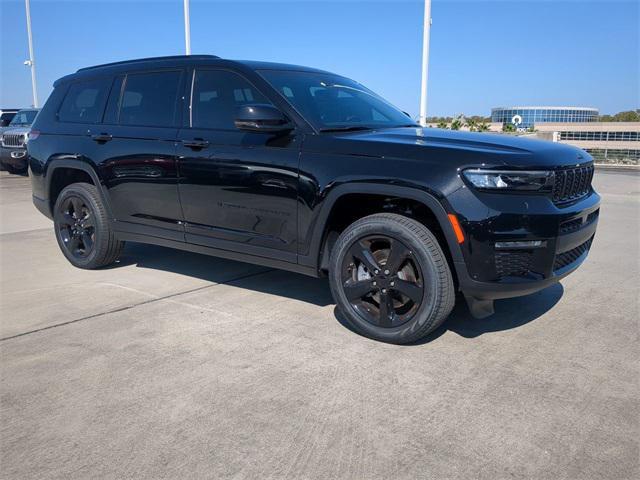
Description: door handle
xmin=91 ymin=133 xmax=112 ymax=143
xmin=182 ymin=139 xmax=210 ymax=149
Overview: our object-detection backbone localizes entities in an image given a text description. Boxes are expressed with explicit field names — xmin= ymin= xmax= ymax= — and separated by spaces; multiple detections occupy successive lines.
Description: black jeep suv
xmin=28 ymin=55 xmax=599 ymax=343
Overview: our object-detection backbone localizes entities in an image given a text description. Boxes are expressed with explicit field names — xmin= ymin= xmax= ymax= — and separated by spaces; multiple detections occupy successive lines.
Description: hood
xmin=324 ymin=127 xmax=591 ymax=169
xmin=1 ymin=126 xmax=31 ymax=136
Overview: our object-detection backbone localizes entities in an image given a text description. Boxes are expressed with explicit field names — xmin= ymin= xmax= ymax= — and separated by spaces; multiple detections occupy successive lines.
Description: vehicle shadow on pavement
xmin=335 ymin=283 xmax=564 ymax=345
xmin=114 ymin=242 xmax=335 ymax=307
xmin=114 ymin=243 xmax=563 ymax=338
xmin=445 ymin=283 xmax=564 ymax=339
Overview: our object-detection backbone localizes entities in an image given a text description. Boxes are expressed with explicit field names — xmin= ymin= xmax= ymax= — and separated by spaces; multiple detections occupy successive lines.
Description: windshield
xmin=259 ymin=70 xmax=417 ymax=131
xmin=0 ymin=112 xmax=16 ymax=127
xmin=9 ymin=110 xmax=38 ymax=126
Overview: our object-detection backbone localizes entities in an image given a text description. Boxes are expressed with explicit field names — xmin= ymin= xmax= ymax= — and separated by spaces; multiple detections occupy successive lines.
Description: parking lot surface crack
xmin=0 ymin=268 xmax=274 ymax=342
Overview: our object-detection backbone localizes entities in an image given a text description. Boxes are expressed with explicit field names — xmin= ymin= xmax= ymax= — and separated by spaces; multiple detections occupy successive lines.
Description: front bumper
xmin=446 ymin=185 xmax=600 ymax=304
xmin=0 ymin=147 xmax=28 ymax=170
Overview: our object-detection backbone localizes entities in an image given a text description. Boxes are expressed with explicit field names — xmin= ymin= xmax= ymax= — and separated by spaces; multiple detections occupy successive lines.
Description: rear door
xmin=96 ymin=69 xmax=185 ymax=240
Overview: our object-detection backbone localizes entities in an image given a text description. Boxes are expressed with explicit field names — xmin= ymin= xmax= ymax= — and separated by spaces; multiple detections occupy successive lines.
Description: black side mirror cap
xmin=234 ymin=104 xmax=294 ymax=133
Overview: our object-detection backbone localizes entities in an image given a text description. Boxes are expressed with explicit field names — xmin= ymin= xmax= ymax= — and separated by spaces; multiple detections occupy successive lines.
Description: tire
xmin=329 ymin=213 xmax=455 ymax=344
xmin=53 ymin=182 xmax=124 ymax=269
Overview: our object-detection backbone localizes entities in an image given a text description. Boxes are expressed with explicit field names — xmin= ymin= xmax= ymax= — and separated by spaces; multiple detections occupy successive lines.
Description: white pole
xmin=24 ymin=0 xmax=38 ymax=107
xmin=419 ymin=0 xmax=432 ymax=126
xmin=183 ymin=0 xmax=191 ymax=55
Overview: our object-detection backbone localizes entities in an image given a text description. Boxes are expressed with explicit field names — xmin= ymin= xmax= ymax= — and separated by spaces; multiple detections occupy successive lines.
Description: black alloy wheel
xmin=341 ymin=235 xmax=424 ymax=328
xmin=57 ymin=196 xmax=96 ymax=259
xmin=329 ymin=213 xmax=455 ymax=344
xmin=53 ymin=182 xmax=124 ymax=269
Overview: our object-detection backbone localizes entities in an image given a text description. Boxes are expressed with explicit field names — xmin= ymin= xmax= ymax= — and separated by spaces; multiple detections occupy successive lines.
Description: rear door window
xmin=57 ymin=77 xmax=111 ymax=123
xmin=119 ymin=71 xmax=182 ymax=127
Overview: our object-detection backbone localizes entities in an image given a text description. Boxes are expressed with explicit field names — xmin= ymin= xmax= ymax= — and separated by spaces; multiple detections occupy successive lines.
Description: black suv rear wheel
xmin=329 ymin=213 xmax=455 ymax=344
xmin=53 ymin=182 xmax=124 ymax=269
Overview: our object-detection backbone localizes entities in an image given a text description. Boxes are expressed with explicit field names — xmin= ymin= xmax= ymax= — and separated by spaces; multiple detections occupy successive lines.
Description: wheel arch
xmin=45 ymin=159 xmax=112 ymax=219
xmin=302 ymin=183 xmax=465 ymax=279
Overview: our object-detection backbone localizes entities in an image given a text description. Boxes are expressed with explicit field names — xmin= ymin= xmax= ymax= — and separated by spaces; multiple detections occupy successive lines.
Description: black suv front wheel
xmin=53 ymin=182 xmax=124 ymax=269
xmin=329 ymin=213 xmax=455 ymax=344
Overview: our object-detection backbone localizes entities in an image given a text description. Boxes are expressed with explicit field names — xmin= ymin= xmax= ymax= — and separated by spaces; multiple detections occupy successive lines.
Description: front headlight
xmin=462 ymin=169 xmax=554 ymax=191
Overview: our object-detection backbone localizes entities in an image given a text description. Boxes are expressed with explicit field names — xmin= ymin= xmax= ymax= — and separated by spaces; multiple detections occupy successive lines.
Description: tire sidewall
xmin=330 ymin=216 xmax=447 ymax=343
xmin=53 ymin=184 xmax=108 ymax=269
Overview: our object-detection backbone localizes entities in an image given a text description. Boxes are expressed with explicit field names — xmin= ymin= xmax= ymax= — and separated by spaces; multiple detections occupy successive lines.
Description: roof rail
xmin=77 ymin=55 xmax=220 ymax=72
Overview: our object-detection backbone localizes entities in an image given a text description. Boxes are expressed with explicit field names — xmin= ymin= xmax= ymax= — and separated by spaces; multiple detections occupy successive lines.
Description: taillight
xmin=28 ymin=129 xmax=40 ymax=141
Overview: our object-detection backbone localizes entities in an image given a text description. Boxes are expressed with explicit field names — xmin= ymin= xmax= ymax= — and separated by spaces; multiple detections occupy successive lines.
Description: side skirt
xmin=114 ymin=231 xmax=320 ymax=278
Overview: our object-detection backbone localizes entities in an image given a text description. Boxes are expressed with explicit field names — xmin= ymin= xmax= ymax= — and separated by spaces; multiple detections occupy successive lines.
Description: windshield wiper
xmin=319 ymin=126 xmax=374 ymax=133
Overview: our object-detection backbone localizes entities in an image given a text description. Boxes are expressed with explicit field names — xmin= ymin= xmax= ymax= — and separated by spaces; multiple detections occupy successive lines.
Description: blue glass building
xmin=491 ymin=106 xmax=599 ymax=128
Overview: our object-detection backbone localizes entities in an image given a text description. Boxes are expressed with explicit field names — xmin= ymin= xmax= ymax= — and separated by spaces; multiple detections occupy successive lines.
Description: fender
xmin=298 ymin=182 xmax=466 ymax=275
xmin=42 ymin=157 xmax=114 ymax=220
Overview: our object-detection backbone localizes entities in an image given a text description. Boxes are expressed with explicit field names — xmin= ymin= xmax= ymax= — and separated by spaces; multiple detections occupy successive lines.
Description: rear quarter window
xmin=57 ymin=77 xmax=111 ymax=124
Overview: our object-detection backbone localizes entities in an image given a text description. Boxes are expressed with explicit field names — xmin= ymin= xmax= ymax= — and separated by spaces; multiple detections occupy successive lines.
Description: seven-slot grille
xmin=1 ymin=133 xmax=25 ymax=148
xmin=552 ymin=165 xmax=594 ymax=204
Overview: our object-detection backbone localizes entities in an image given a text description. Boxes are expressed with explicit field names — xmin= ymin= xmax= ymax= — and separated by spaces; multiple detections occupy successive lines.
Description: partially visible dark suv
xmin=28 ymin=55 xmax=599 ymax=343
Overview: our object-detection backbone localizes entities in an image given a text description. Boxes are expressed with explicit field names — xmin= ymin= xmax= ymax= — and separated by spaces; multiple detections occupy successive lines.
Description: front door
xmin=176 ymin=69 xmax=300 ymax=261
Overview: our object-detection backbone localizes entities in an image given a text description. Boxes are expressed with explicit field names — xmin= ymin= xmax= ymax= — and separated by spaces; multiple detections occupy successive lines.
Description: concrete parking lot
xmin=0 ymin=169 xmax=638 ymax=479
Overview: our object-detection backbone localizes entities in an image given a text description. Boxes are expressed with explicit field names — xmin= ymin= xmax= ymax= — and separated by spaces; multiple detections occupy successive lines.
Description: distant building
xmin=427 ymin=107 xmax=638 ymax=165
xmin=491 ymin=106 xmax=599 ymax=129
xmin=534 ymin=122 xmax=640 ymax=165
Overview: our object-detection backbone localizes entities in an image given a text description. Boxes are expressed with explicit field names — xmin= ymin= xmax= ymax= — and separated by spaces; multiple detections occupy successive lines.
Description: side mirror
xmin=234 ymin=104 xmax=293 ymax=133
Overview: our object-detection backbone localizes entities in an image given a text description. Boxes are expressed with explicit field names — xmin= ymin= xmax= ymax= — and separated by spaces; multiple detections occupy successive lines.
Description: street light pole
xmin=419 ymin=0 xmax=432 ymax=126
xmin=183 ymin=0 xmax=191 ymax=55
xmin=24 ymin=0 xmax=38 ymax=107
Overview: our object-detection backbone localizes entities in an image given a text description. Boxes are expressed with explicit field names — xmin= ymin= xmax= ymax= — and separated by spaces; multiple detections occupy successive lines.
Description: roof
xmin=232 ymin=60 xmax=334 ymax=74
xmin=534 ymin=122 xmax=640 ymax=131
xmin=76 ymin=54 xmax=220 ymax=72
xmin=53 ymin=55 xmax=337 ymax=88
xmin=492 ymin=106 xmax=599 ymax=112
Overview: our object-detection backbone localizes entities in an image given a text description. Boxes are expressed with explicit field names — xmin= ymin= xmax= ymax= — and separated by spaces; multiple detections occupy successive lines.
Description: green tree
xmin=599 ymin=110 xmax=640 ymax=122
xmin=477 ymin=122 xmax=490 ymax=132
xmin=502 ymin=122 xmax=516 ymax=133
xmin=437 ymin=120 xmax=449 ymax=129
xmin=450 ymin=119 xmax=463 ymax=130
xmin=466 ymin=118 xmax=478 ymax=132
xmin=613 ymin=110 xmax=640 ymax=122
